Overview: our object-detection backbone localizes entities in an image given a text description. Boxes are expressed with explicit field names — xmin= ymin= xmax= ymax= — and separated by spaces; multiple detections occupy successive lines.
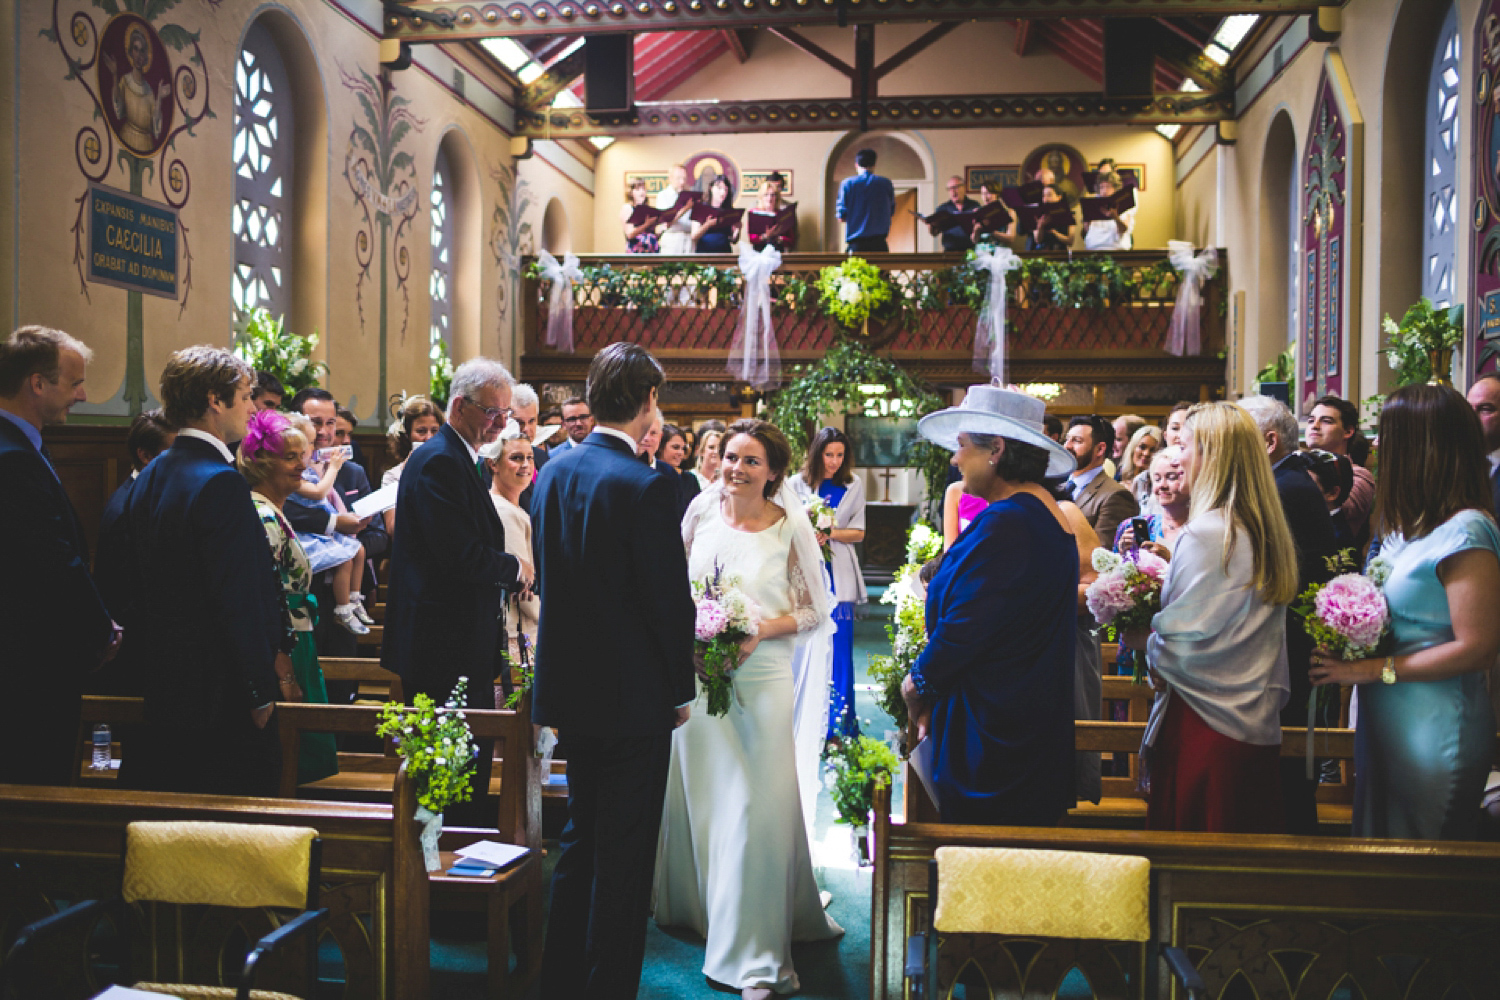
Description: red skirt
xmin=1146 ymin=696 xmax=1285 ymax=834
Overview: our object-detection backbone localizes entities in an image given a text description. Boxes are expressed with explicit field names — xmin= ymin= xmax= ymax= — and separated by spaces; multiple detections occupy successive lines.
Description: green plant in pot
xmin=232 ymin=307 xmax=328 ymax=393
xmin=1380 ymin=298 xmax=1464 ymax=387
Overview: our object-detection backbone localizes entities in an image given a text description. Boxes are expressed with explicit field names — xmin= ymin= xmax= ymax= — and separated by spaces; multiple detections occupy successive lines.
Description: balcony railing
xmin=520 ymin=250 xmax=1227 ymax=387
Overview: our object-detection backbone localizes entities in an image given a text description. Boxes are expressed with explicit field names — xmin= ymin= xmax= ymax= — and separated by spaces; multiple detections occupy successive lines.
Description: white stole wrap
xmin=1165 ymin=240 xmax=1218 ymax=357
xmin=971 ymin=245 xmax=1022 ymax=381
xmin=728 ymin=244 xmax=782 ymax=389
xmin=537 ymin=250 xmax=583 ymax=353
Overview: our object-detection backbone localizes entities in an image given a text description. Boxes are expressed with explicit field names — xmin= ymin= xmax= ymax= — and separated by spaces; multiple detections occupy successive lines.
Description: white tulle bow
xmin=728 ymin=244 xmax=782 ymax=389
xmin=971 ymin=245 xmax=1023 ymax=381
xmin=538 ymin=250 xmax=583 ymax=353
xmin=1166 ymin=240 xmax=1218 ymax=357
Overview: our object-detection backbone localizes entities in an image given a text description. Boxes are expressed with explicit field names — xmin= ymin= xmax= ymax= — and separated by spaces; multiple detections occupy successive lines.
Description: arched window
xmin=430 ymin=147 xmax=454 ymax=365
xmin=231 ymin=21 xmax=293 ymax=319
xmin=1288 ymin=159 xmax=1301 ymax=344
xmin=1423 ymin=4 xmax=1460 ymax=308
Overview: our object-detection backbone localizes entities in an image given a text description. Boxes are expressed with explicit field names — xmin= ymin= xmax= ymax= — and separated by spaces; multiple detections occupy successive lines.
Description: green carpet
xmin=431 ymin=608 xmax=901 ymax=999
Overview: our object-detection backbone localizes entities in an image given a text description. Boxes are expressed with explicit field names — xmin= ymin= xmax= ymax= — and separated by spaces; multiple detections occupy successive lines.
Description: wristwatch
xmin=1380 ymin=656 xmax=1397 ymax=685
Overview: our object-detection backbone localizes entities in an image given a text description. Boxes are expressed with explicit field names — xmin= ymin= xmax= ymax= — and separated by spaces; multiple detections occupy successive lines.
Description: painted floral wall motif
xmin=1301 ymin=73 xmax=1349 ymax=405
xmin=44 ymin=0 xmax=213 ymax=414
xmin=489 ymin=160 xmax=533 ymax=353
xmin=1471 ymin=1 xmax=1500 ymax=376
xmin=341 ymin=63 xmax=426 ymax=408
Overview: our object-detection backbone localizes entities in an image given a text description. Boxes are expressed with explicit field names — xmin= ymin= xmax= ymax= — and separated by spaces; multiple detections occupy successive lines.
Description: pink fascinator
xmin=241 ymin=409 xmax=290 ymax=459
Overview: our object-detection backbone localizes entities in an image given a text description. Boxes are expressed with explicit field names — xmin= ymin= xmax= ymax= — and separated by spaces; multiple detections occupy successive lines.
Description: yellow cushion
xmin=123 ymin=822 xmax=317 ymax=910
xmin=133 ymin=985 xmax=304 ymax=1000
xmin=933 ymin=845 xmax=1150 ymax=942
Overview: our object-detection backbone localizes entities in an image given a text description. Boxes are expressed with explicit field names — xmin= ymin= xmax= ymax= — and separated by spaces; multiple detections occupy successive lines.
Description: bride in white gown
xmin=654 ymin=419 xmax=844 ymax=999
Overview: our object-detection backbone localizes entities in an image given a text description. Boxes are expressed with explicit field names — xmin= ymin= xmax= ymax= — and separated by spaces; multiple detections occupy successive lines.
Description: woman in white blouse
xmin=481 ymin=423 xmax=539 ymax=704
xmin=1120 ymin=401 xmax=1298 ymax=833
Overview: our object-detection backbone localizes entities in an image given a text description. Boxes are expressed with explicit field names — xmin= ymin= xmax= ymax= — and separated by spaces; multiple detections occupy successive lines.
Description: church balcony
xmin=518 ymin=249 xmax=1227 ymax=402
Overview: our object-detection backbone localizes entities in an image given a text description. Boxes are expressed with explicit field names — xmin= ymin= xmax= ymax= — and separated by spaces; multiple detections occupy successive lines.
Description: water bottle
xmin=91 ymin=724 xmax=111 ymax=771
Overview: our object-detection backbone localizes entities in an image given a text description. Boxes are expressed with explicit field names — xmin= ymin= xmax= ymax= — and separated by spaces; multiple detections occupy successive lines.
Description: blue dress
xmin=818 ymin=480 xmax=858 ymax=739
xmin=1354 ymin=509 xmax=1499 ymax=840
xmin=910 ymin=493 xmax=1078 ymax=825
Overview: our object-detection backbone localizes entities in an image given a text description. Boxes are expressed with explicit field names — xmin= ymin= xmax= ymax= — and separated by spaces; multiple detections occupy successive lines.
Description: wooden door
xmin=889 ymin=188 xmax=918 ymax=252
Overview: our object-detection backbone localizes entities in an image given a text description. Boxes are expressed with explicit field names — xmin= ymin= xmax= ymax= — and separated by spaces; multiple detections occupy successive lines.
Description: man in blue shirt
xmin=836 ymin=148 xmax=895 ymax=253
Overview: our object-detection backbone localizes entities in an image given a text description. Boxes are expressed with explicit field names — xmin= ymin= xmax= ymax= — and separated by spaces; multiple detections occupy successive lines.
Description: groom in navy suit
xmin=532 ymin=343 xmax=696 ymax=998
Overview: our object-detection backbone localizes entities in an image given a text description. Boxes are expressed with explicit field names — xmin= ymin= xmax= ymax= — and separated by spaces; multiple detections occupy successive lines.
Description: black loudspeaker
xmin=1103 ymin=20 xmax=1157 ymax=98
xmin=585 ymin=35 xmax=634 ymax=113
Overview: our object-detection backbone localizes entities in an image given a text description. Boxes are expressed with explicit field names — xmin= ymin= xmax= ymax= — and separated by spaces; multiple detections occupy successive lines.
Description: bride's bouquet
xmin=692 ymin=561 xmax=761 ymax=717
xmin=805 ymin=495 xmax=837 ymax=561
xmin=1085 ymin=548 xmax=1168 ymax=682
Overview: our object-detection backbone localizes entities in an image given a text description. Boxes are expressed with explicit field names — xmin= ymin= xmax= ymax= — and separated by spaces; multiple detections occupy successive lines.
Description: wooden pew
xmin=0 ymin=768 xmax=430 ymax=999
xmin=870 ymin=778 xmax=1500 ymax=1000
xmin=276 ymin=702 xmax=544 ymax=998
xmin=320 ymin=655 xmax=403 ymax=703
xmin=355 ymin=624 xmax=385 ymax=649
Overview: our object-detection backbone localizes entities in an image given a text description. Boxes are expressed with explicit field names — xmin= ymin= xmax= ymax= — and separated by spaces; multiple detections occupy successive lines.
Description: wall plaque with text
xmin=87 ymin=183 xmax=178 ymax=299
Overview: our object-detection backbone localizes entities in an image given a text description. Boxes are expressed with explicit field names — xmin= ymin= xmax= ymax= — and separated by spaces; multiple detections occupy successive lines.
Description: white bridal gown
xmin=654 ymin=508 xmax=843 ymax=994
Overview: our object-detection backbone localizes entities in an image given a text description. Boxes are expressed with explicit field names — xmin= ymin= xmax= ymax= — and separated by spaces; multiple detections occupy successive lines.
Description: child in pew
xmin=288 ymin=415 xmax=372 ymax=635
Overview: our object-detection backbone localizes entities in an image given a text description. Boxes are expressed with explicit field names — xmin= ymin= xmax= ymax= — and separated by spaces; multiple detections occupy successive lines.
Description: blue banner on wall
xmin=88 ymin=183 xmax=178 ymax=299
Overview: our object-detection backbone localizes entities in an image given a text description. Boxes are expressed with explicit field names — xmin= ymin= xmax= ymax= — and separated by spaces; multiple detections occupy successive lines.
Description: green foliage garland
xmin=823 ymin=733 xmax=901 ymax=827
xmin=867 ymin=522 xmax=943 ymax=735
xmin=814 ymin=257 xmax=892 ymax=329
xmin=232 ymin=308 xmax=327 ymax=394
xmin=763 ymin=340 xmax=951 ymax=517
xmin=429 ymin=337 xmax=454 ymax=407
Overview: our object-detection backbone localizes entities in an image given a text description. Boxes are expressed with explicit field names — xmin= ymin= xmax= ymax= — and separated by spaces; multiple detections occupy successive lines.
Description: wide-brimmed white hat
xmin=918 ymin=384 xmax=1075 ymax=478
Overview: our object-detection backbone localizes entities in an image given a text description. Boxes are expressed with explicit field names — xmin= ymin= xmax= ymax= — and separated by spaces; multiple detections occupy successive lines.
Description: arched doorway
xmin=541 ymin=198 xmax=571 ymax=254
xmin=1257 ymin=109 xmax=1299 ymax=394
xmin=824 ymin=131 xmax=935 ymax=252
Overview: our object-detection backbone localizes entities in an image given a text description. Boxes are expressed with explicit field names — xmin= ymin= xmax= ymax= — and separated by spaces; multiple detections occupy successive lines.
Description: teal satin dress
xmin=1354 ymin=509 xmax=1499 ymax=840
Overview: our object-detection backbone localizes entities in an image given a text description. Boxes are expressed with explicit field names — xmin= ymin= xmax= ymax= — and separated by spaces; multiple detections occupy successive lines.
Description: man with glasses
xmin=384 ymin=357 xmax=531 ymax=824
xmin=935 ymin=175 xmax=979 ymax=253
xmin=556 ymin=396 xmax=593 ymax=452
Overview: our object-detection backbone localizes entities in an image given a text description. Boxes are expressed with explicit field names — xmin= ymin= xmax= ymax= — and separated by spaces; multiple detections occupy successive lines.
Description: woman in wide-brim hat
xmin=901 ymin=384 xmax=1080 ymax=825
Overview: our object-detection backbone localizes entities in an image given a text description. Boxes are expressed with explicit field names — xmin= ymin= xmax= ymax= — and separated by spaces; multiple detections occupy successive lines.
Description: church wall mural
xmin=7 ymin=0 xmax=524 ymax=424
xmin=1300 ymin=51 xmax=1364 ymax=409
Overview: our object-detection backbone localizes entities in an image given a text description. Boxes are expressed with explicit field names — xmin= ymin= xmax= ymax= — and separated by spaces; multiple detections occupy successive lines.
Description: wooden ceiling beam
xmin=517 ymin=43 xmax=588 ymax=107
xmin=1014 ymin=19 xmax=1032 ymax=56
xmin=873 ymin=22 xmax=957 ymax=78
xmin=383 ymin=0 xmax=1330 ymax=43
xmin=766 ymin=25 xmax=853 ymax=77
xmin=722 ymin=27 xmax=749 ymax=62
xmin=518 ymin=90 xmax=1233 ymax=137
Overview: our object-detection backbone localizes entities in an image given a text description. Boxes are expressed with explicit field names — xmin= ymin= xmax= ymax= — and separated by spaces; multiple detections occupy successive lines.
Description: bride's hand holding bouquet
xmin=692 ymin=561 xmax=762 ymax=717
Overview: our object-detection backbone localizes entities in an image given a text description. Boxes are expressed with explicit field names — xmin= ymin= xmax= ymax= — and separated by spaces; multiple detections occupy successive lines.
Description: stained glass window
xmin=1423 ymin=4 xmax=1460 ymax=308
xmin=430 ymin=146 xmax=454 ymax=365
xmin=231 ymin=22 xmax=293 ymax=320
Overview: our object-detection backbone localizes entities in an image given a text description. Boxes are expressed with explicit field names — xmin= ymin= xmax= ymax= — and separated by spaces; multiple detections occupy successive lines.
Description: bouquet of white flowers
xmin=805 ymin=495 xmax=837 ymax=561
xmin=692 ymin=561 xmax=761 ymax=717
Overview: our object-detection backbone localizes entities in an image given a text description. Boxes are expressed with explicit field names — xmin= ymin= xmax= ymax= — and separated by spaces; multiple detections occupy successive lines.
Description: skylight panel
xmin=1212 ymin=15 xmax=1260 ymax=54
xmin=482 ymin=38 xmax=534 ymax=73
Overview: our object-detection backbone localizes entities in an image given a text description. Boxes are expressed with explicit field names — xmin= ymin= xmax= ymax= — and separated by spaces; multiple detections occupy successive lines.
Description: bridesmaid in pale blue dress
xmin=1311 ymin=385 xmax=1500 ymax=840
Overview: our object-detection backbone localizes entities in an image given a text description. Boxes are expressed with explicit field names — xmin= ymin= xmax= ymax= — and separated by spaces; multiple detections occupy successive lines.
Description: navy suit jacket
xmin=93 ymin=473 xmax=144 ymax=695
xmin=383 ymin=423 xmax=521 ymax=706
xmin=1274 ymin=450 xmax=1340 ymax=725
xmin=121 ymin=435 xmax=284 ymax=728
xmin=531 ymin=431 xmax=696 ymax=737
xmin=0 ymin=416 xmax=113 ymax=783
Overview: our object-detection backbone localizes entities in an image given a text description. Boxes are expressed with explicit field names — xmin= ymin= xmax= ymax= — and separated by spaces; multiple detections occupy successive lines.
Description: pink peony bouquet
xmin=805 ymin=496 xmax=837 ymax=562
xmin=1293 ymin=553 xmax=1390 ymax=661
xmin=1085 ymin=547 xmax=1169 ymax=633
xmin=692 ymin=561 xmax=760 ymax=717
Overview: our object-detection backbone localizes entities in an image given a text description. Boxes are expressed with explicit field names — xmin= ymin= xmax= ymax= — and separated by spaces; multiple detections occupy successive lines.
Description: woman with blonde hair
xmin=1119 ymin=424 xmax=1163 ymax=509
xmin=1122 ymin=401 xmax=1298 ymax=833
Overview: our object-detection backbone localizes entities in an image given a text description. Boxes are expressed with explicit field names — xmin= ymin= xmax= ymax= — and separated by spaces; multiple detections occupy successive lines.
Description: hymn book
xmin=1080 ymin=186 xmax=1136 ymax=223
xmin=1016 ymin=202 xmax=1076 ymax=233
xmin=748 ymin=203 xmax=797 ymax=242
xmin=688 ymin=202 xmax=744 ymax=232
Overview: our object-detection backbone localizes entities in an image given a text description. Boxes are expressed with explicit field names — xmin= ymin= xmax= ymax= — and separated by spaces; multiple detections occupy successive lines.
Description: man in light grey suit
xmin=1063 ymin=415 xmax=1139 ymax=549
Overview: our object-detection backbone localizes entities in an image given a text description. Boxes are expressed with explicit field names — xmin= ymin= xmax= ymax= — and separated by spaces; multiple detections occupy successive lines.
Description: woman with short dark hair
xmin=791 ymin=426 xmax=867 ymax=739
xmin=901 ymin=386 xmax=1080 ymax=825
xmin=1311 ymin=385 xmax=1500 ymax=840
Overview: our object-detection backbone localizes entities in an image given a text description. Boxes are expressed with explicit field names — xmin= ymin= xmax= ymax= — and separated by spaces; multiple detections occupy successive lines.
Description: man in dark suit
xmin=1240 ymin=395 xmax=1340 ymax=835
xmin=284 ymin=387 xmax=384 ymax=653
xmin=121 ymin=346 xmax=289 ymax=795
xmin=1063 ymin=415 xmax=1139 ymax=548
xmin=383 ymin=358 xmax=530 ymax=823
xmin=1466 ymin=374 xmax=1500 ymax=517
xmin=93 ymin=408 xmax=176 ymax=697
xmin=532 ymin=343 xmax=695 ymax=999
xmin=0 ymin=327 xmax=121 ymax=784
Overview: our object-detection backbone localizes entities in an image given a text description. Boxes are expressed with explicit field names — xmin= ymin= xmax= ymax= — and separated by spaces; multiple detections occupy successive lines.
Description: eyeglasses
xmin=563 ymin=414 xmax=592 ymax=424
xmin=462 ymin=396 xmax=511 ymax=423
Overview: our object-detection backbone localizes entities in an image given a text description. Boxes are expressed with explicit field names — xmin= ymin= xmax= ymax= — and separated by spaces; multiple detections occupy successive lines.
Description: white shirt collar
xmin=1489 ymin=447 xmax=1500 ymax=472
xmin=177 ymin=427 xmax=234 ymax=465
xmin=594 ymin=425 xmax=641 ymax=454
xmin=456 ymin=429 xmax=480 ymax=466
xmin=1068 ymin=465 xmax=1105 ymax=490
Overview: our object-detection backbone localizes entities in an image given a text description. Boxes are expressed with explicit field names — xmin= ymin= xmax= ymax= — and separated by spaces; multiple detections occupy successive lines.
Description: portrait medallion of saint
xmin=97 ymin=14 xmax=175 ymax=158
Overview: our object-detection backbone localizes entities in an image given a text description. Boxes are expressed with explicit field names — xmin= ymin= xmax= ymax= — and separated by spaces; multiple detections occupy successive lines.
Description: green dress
xmin=253 ymin=492 xmax=338 ymax=785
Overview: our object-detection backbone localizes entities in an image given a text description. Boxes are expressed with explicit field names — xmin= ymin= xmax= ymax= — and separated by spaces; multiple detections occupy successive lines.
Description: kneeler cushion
xmin=123 ymin=821 xmax=317 ymax=910
xmin=933 ymin=845 xmax=1150 ymax=942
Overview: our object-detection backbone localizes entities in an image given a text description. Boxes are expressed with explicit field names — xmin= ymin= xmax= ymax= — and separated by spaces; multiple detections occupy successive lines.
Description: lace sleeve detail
xmin=786 ymin=543 xmax=821 ymax=634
